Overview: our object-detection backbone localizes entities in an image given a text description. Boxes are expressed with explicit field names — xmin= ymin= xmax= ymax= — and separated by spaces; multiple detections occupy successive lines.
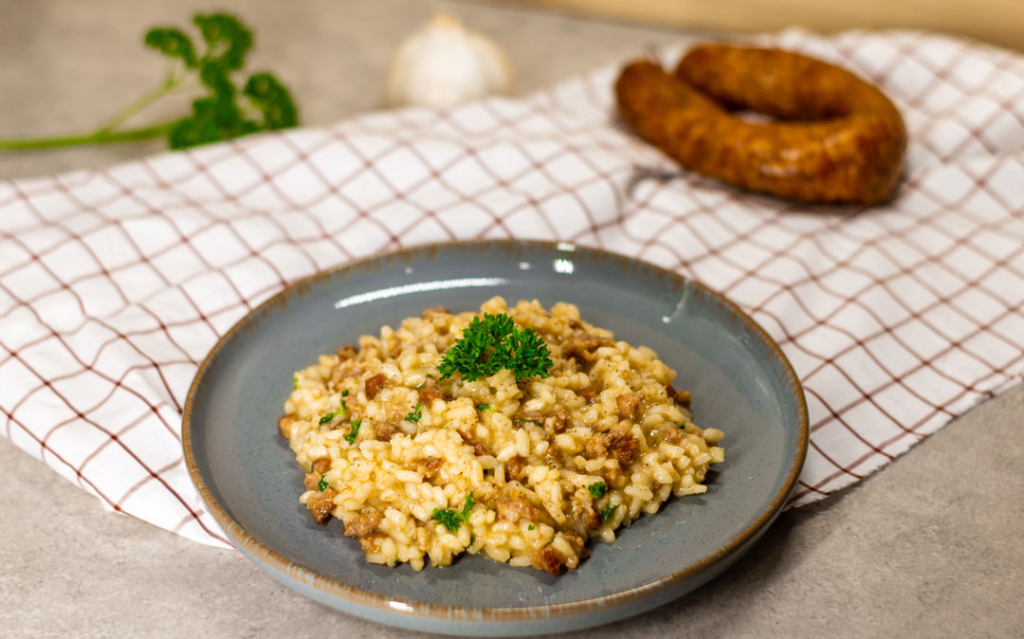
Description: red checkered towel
xmin=1 ymin=30 xmax=1022 ymax=547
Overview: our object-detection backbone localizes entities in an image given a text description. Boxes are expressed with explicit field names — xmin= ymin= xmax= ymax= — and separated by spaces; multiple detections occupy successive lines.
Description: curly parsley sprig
xmin=431 ymin=493 xmax=475 ymax=533
xmin=439 ymin=313 xmax=553 ymax=382
xmin=0 ymin=13 xmax=297 ymax=152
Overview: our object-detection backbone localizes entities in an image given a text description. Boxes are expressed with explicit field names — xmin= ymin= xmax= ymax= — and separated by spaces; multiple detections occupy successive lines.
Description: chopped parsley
xmin=293 ymin=376 xmax=298 ymax=390
xmin=588 ymin=482 xmax=607 ymax=500
xmin=342 ymin=389 xmax=349 ymax=397
xmin=318 ymin=474 xmax=328 ymax=491
xmin=476 ymin=403 xmax=493 ymax=412
xmin=528 ymin=524 xmax=535 ymax=531
xmin=318 ymin=412 xmax=336 ymax=425
xmin=405 ymin=402 xmax=423 ymax=423
xmin=600 ymin=505 xmax=617 ymax=522
xmin=438 ymin=313 xmax=553 ymax=382
xmin=343 ymin=419 xmax=361 ymax=445
xmin=431 ymin=493 xmax=474 ymax=533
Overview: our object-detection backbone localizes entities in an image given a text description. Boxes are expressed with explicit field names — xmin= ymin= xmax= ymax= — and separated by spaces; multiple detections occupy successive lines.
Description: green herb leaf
xmin=143 ymin=27 xmax=197 ymax=67
xmin=293 ymin=376 xmax=298 ymax=390
xmin=342 ymin=389 xmax=349 ymax=397
xmin=192 ymin=13 xmax=252 ymax=70
xmin=600 ymin=505 xmax=617 ymax=522
xmin=431 ymin=493 xmax=474 ymax=533
xmin=405 ymin=402 xmax=423 ymax=423
xmin=344 ymin=419 xmax=362 ymax=446
xmin=318 ymin=474 xmax=328 ymax=491
xmin=431 ymin=508 xmax=462 ymax=533
xmin=528 ymin=524 xmax=535 ymax=531
xmin=588 ymin=482 xmax=607 ymax=500
xmin=244 ymin=72 xmax=298 ymax=129
xmin=0 ymin=12 xmax=299 ymax=153
xmin=439 ymin=314 xmax=552 ymax=382
xmin=476 ymin=403 xmax=492 ymax=412
xmin=318 ymin=412 xmax=336 ymax=425
xmin=340 ymin=400 xmax=347 ymax=415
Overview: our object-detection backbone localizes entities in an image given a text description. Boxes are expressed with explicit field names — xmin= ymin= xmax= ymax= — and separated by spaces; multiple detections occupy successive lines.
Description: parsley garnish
xmin=431 ymin=493 xmax=475 ymax=533
xmin=293 ymin=376 xmax=298 ymax=390
xmin=0 ymin=13 xmax=297 ymax=152
xmin=318 ymin=474 xmax=328 ymax=491
xmin=528 ymin=524 xmax=535 ymax=531
xmin=476 ymin=403 xmax=493 ymax=412
xmin=344 ymin=419 xmax=362 ymax=445
xmin=342 ymin=389 xmax=349 ymax=397
xmin=438 ymin=313 xmax=553 ymax=382
xmin=318 ymin=412 xmax=336 ymax=425
xmin=600 ymin=505 xmax=617 ymax=522
xmin=405 ymin=402 xmax=423 ymax=423
xmin=588 ymin=482 xmax=607 ymax=500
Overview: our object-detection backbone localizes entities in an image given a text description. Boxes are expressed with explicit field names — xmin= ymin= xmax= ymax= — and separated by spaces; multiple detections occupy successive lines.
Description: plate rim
xmin=182 ymin=239 xmax=809 ymax=623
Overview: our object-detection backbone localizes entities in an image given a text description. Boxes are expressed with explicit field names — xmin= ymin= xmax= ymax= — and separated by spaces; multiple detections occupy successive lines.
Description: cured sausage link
xmin=615 ymin=47 xmax=906 ymax=205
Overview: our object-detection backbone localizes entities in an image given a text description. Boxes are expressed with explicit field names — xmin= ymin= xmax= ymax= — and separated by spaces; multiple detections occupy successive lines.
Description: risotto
xmin=277 ymin=297 xmax=724 ymax=575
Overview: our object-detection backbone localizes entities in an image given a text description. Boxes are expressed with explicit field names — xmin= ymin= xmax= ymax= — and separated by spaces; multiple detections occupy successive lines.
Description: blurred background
xmin=1 ymin=0 xmax=1021 ymax=179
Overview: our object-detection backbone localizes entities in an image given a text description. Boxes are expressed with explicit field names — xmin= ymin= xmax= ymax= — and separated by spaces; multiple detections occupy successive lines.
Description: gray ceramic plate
xmin=183 ymin=240 xmax=808 ymax=636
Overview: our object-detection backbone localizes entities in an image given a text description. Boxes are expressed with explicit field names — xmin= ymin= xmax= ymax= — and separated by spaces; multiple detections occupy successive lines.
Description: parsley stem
xmin=94 ymin=72 xmax=184 ymax=135
xmin=0 ymin=120 xmax=179 ymax=151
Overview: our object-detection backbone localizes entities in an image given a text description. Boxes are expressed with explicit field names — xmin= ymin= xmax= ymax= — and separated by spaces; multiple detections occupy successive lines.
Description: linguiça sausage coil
xmin=615 ymin=44 xmax=907 ymax=205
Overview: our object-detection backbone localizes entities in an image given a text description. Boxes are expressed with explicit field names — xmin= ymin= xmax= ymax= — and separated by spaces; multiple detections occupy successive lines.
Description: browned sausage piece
xmin=303 ymin=472 xmax=320 ymax=492
xmin=531 ymin=546 xmax=564 ymax=576
xmin=344 ymin=509 xmax=383 ymax=538
xmin=616 ymin=392 xmax=643 ymax=420
xmin=332 ymin=364 xmax=364 ymax=386
xmin=307 ymin=488 xmax=336 ymax=525
xmin=497 ymin=493 xmax=543 ymax=523
xmin=563 ymin=334 xmax=615 ymax=363
xmin=311 ymin=458 xmax=331 ymax=475
xmin=609 ymin=430 xmax=639 ymax=464
xmin=615 ymin=45 xmax=906 ymax=205
xmin=506 ymin=455 xmax=527 ymax=482
xmin=375 ymin=421 xmax=399 ymax=442
xmin=277 ymin=416 xmax=293 ymax=439
xmin=336 ymin=344 xmax=357 ymax=361
xmin=419 ymin=385 xmax=443 ymax=404
xmin=364 ymin=373 xmax=387 ymax=399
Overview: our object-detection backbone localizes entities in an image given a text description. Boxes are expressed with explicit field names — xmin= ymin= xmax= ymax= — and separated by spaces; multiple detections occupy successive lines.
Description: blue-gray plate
xmin=183 ymin=240 xmax=808 ymax=636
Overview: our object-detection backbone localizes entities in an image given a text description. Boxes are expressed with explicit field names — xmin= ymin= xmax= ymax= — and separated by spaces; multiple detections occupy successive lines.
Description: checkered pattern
xmin=1 ymin=29 xmax=1022 ymax=548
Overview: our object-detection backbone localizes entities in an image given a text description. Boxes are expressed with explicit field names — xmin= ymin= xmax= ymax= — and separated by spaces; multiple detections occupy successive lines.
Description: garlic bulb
xmin=385 ymin=14 xmax=515 ymax=108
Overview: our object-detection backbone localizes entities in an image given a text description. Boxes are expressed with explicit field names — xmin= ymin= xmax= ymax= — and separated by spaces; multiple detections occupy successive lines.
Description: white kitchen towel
xmin=1 ymin=29 xmax=1022 ymax=547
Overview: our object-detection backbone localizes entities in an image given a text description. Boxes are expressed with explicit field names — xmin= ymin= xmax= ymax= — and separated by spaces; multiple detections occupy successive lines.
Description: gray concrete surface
xmin=1 ymin=1 xmax=1022 ymax=637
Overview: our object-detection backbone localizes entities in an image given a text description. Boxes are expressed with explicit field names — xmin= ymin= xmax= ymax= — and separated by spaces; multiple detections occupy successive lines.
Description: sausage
xmin=336 ymin=344 xmax=357 ymax=361
xmin=419 ymin=385 xmax=443 ymax=404
xmin=531 ymin=546 xmax=563 ymax=576
xmin=331 ymin=364 xmax=364 ymax=386
xmin=277 ymin=416 xmax=293 ymax=439
xmin=506 ymin=455 xmax=527 ymax=482
xmin=614 ymin=45 xmax=906 ymax=205
xmin=307 ymin=488 xmax=336 ymax=525
xmin=344 ymin=509 xmax=383 ymax=538
xmin=364 ymin=373 xmax=387 ymax=399
xmin=374 ymin=421 xmax=399 ymax=442
xmin=616 ymin=392 xmax=643 ymax=420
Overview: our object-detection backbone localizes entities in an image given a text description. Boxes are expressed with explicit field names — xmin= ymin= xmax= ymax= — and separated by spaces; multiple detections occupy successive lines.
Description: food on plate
xmin=615 ymin=44 xmax=906 ymax=204
xmin=278 ymin=297 xmax=724 ymax=574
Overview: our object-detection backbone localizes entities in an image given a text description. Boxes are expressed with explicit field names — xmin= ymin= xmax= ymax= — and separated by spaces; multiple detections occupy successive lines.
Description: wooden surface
xmin=499 ymin=0 xmax=1024 ymax=50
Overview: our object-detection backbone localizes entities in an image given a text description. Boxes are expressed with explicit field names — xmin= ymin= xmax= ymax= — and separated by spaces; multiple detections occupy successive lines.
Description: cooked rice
xmin=278 ymin=296 xmax=724 ymax=574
